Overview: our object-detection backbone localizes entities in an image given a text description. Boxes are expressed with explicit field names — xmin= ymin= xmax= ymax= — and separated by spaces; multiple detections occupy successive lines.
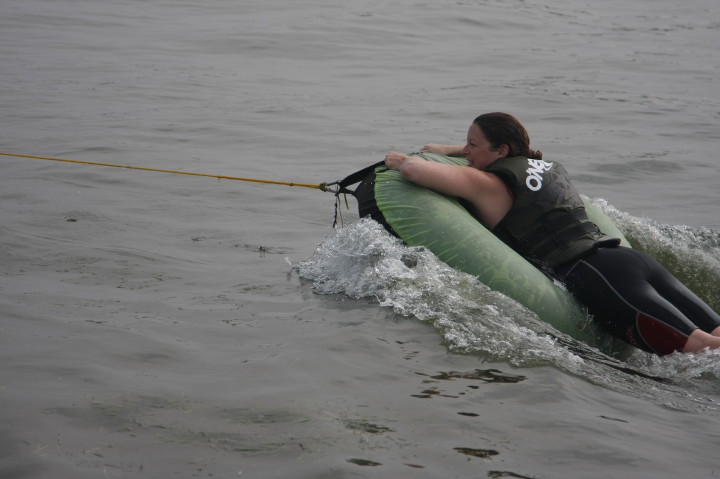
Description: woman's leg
xmin=564 ymin=247 xmax=720 ymax=355
xmin=643 ymin=251 xmax=720 ymax=334
xmin=637 ymin=253 xmax=720 ymax=351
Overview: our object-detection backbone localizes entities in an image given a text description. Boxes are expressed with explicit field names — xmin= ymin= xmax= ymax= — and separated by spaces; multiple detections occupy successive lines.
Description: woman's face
xmin=462 ymin=123 xmax=506 ymax=170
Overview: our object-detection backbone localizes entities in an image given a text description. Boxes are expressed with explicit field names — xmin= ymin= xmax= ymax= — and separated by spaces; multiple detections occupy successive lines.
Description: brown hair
xmin=473 ymin=112 xmax=542 ymax=160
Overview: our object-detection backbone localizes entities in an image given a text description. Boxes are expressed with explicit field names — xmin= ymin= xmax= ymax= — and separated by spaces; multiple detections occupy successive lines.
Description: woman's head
xmin=472 ymin=112 xmax=542 ymax=160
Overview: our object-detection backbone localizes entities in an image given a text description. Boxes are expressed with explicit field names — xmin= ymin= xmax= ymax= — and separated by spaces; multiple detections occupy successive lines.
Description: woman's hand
xmin=420 ymin=144 xmax=446 ymax=154
xmin=420 ymin=144 xmax=465 ymax=156
xmin=384 ymin=151 xmax=411 ymax=170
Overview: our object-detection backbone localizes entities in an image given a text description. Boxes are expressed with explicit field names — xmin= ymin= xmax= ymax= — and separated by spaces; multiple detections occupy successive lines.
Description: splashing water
xmin=298 ymin=210 xmax=720 ymax=411
xmin=299 ymin=218 xmax=575 ymax=365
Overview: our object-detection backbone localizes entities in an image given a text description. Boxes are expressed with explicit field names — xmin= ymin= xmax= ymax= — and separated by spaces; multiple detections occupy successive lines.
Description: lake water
xmin=2 ymin=0 xmax=719 ymax=478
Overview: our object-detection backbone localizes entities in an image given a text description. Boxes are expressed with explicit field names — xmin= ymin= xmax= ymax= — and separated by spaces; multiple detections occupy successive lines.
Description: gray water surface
xmin=2 ymin=1 xmax=719 ymax=478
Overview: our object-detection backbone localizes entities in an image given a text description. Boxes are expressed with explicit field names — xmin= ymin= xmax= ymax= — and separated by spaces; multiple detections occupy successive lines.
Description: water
xmin=2 ymin=0 xmax=720 ymax=478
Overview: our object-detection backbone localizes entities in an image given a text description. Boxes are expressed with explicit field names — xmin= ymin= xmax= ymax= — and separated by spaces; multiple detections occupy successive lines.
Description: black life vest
xmin=485 ymin=156 xmax=620 ymax=268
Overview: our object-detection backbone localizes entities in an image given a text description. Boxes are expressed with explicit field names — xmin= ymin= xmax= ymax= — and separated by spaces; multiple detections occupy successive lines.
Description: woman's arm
xmin=384 ymin=152 xmax=513 ymax=228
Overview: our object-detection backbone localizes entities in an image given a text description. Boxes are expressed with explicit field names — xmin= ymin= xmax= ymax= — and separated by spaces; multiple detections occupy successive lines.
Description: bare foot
xmin=683 ymin=329 xmax=720 ymax=353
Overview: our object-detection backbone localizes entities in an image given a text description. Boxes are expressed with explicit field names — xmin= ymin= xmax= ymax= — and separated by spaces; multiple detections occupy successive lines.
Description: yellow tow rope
xmin=0 ymin=152 xmax=333 ymax=192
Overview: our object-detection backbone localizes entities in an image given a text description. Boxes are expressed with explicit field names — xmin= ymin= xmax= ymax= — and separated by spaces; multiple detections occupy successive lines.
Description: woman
xmin=384 ymin=112 xmax=720 ymax=355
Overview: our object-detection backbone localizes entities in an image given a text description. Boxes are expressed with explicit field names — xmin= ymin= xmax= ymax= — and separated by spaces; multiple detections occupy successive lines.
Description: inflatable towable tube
xmin=352 ymin=153 xmax=632 ymax=348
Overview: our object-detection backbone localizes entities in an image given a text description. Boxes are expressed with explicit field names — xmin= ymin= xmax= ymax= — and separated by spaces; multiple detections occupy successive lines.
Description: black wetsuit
xmin=486 ymin=156 xmax=720 ymax=355
xmin=559 ymin=247 xmax=720 ymax=355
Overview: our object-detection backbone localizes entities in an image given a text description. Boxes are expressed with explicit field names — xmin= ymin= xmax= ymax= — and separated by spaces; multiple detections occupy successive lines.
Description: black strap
xmin=529 ymin=221 xmax=599 ymax=259
xmin=332 ymin=160 xmax=387 ymax=195
xmin=517 ymin=209 xmax=592 ymax=251
xmin=330 ymin=160 xmax=387 ymax=228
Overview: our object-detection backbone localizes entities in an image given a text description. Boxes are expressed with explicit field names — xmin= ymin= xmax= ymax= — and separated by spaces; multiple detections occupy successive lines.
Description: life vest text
xmin=525 ymin=159 xmax=554 ymax=191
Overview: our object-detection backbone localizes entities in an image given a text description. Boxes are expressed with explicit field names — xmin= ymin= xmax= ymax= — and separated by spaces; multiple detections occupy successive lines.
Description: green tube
xmin=374 ymin=153 xmax=632 ymax=351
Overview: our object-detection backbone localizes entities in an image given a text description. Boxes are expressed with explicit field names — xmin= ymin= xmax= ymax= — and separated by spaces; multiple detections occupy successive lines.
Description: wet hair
xmin=473 ymin=112 xmax=542 ymax=160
